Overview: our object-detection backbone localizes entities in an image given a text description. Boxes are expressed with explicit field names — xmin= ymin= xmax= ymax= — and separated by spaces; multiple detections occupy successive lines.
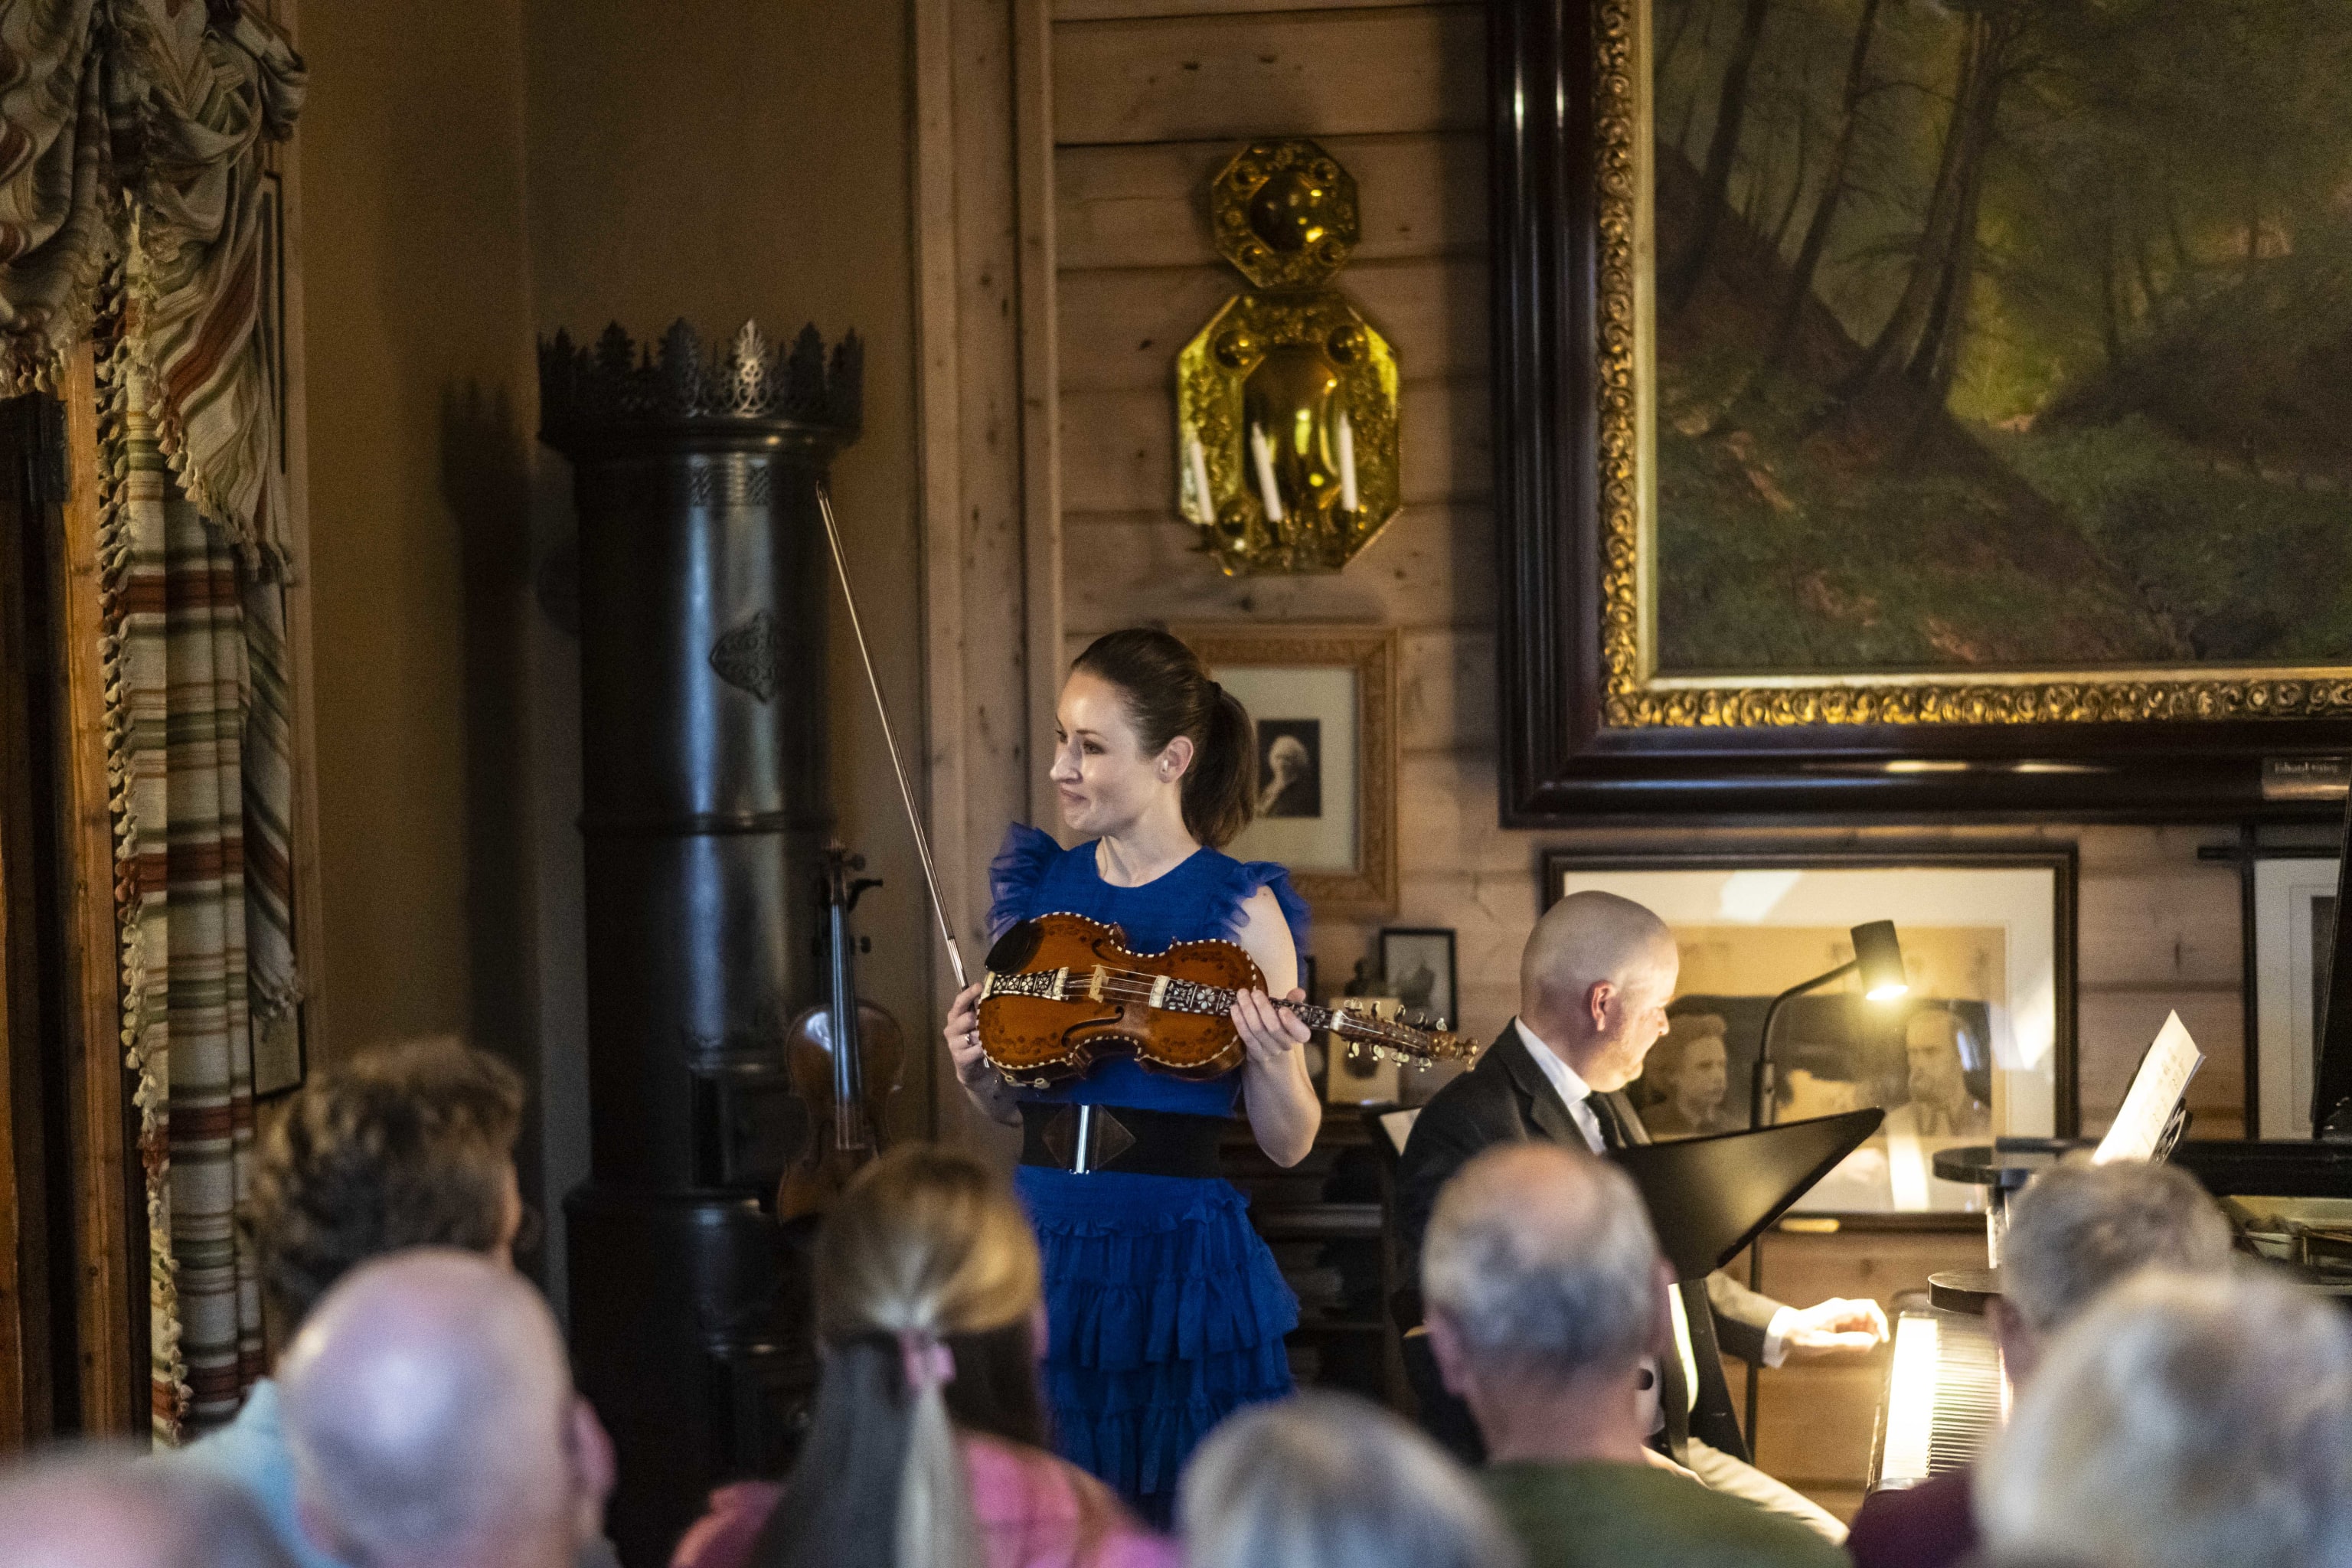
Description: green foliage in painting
xmin=1653 ymin=0 xmax=2352 ymax=675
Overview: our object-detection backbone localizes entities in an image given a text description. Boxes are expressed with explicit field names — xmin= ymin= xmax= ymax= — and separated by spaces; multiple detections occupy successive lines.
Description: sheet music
xmin=2094 ymin=1011 xmax=2204 ymax=1165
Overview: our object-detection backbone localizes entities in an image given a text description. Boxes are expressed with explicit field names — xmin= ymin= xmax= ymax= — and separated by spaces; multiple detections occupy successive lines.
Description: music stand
xmin=1612 ymin=1109 xmax=1886 ymax=1281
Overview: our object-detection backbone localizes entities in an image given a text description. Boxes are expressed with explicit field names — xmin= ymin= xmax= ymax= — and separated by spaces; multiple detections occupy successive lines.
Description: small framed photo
xmin=252 ymin=1003 xmax=308 ymax=1099
xmin=1173 ymin=624 xmax=1398 ymax=915
xmin=1379 ymin=927 xmax=1458 ymax=1031
xmin=2252 ymin=854 xmax=2340 ymax=1140
xmin=1544 ymin=848 xmax=2076 ymax=1214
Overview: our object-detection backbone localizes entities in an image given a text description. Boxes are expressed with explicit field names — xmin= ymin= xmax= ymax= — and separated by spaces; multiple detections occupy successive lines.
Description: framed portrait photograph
xmin=1491 ymin=0 xmax=2352 ymax=820
xmin=1379 ymin=927 xmax=1459 ymax=1031
xmin=1544 ymin=849 xmax=2076 ymax=1214
xmin=1174 ymin=623 xmax=1397 ymax=915
xmin=2252 ymin=854 xmax=2340 ymax=1140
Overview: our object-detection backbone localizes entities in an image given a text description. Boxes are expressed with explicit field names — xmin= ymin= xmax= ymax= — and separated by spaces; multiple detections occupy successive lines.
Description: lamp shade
xmin=1852 ymin=920 xmax=1907 ymax=1001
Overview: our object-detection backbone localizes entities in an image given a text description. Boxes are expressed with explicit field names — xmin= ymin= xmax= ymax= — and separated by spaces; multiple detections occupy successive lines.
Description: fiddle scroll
xmin=977 ymin=913 xmax=1475 ymax=1088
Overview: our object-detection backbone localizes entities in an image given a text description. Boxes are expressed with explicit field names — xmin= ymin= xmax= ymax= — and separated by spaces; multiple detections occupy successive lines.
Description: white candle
xmin=1184 ymin=433 xmax=1215 ymax=523
xmin=1336 ymin=408 xmax=1360 ymax=513
xmin=1249 ymin=423 xmax=1285 ymax=524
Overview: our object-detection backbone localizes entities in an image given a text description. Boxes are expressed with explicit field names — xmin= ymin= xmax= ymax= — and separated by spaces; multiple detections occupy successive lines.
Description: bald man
xmin=278 ymin=1250 xmax=614 ymax=1568
xmin=1423 ymin=1144 xmax=1843 ymax=1568
xmin=1395 ymin=891 xmax=1883 ymax=1539
xmin=0 ymin=1453 xmax=293 ymax=1568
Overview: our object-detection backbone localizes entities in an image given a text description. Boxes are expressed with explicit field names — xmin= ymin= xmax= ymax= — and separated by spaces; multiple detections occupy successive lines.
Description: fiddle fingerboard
xmin=981 ymin=965 xmax=1461 ymax=1061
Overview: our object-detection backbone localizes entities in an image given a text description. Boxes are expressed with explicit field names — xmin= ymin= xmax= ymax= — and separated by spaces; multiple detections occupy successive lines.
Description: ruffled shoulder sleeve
xmin=987 ymin=822 xmax=1066 ymax=939
xmin=1209 ymin=855 xmax=1312 ymax=959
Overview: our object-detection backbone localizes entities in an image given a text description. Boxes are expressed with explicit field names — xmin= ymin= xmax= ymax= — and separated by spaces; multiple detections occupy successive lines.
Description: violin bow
xmin=815 ymin=483 xmax=970 ymax=991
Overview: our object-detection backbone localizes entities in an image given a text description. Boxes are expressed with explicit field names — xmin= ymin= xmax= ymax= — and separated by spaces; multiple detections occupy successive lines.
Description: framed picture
xmin=1379 ymin=927 xmax=1458 ymax=1031
xmin=251 ymin=1004 xmax=306 ymax=1099
xmin=1544 ymin=848 xmax=2075 ymax=1213
xmin=1174 ymin=624 xmax=1397 ymax=914
xmin=1491 ymin=0 xmax=2352 ymax=821
xmin=2252 ymin=854 xmax=2340 ymax=1140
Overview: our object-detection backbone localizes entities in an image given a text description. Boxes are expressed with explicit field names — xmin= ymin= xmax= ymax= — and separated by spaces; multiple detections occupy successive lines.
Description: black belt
xmin=1018 ymin=1102 xmax=1225 ymax=1179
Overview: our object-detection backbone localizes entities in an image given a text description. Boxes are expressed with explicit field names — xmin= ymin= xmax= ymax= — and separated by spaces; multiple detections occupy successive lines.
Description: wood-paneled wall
xmin=1046 ymin=0 xmax=2247 ymax=1142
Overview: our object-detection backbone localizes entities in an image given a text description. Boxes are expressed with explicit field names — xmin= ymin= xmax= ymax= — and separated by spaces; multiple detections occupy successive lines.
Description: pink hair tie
xmin=898 ymin=1331 xmax=957 ymax=1393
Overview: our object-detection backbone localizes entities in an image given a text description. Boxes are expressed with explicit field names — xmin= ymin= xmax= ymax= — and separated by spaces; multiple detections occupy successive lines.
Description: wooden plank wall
xmin=1047 ymin=0 xmax=2246 ymax=1142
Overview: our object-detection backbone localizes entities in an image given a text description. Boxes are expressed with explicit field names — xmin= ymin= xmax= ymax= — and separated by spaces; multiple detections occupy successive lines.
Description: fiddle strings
xmin=1065 ymin=965 xmax=1440 ymax=1054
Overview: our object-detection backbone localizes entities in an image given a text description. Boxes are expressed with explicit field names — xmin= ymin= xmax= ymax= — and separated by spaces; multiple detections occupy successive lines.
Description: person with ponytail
xmin=671 ymin=1148 xmax=1173 ymax=1568
xmin=941 ymin=627 xmax=1320 ymax=1526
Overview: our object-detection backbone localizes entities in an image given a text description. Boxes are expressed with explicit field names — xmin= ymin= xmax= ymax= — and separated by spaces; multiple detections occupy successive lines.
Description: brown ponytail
xmin=1072 ymin=628 xmax=1256 ymax=848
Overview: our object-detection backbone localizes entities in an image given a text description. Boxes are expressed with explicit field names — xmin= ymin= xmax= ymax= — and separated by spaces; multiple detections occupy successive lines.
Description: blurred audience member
xmin=1978 ymin=1269 xmax=2352 ymax=1568
xmin=278 ymin=1250 xmax=612 ymax=1568
xmin=1847 ymin=1162 xmax=2233 ymax=1568
xmin=672 ymin=1147 xmax=1171 ymax=1568
xmin=1420 ymin=1142 xmax=1843 ymax=1568
xmin=0 ymin=1449 xmax=292 ymax=1568
xmin=168 ymin=1038 xmax=606 ymax=1568
xmin=1179 ymin=1390 xmax=1520 ymax=1568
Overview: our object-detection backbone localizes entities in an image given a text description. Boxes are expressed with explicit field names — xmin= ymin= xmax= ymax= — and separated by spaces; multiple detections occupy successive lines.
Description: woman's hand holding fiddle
xmin=1234 ymin=986 xmax=1320 ymax=1167
xmin=1230 ymin=987 xmax=1313 ymax=1067
xmin=943 ymin=982 xmax=1022 ymax=1126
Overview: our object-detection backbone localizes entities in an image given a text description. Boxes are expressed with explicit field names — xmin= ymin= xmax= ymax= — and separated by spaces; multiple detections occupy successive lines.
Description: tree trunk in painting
xmin=1763 ymin=0 xmax=1883 ymax=371
xmin=1839 ymin=7 xmax=2012 ymax=403
xmin=1665 ymin=0 xmax=1774 ymax=314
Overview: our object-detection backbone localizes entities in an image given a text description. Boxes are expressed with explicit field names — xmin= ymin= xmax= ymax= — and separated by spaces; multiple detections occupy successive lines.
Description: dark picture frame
xmin=1542 ymin=844 xmax=2077 ymax=1212
xmin=1490 ymin=0 xmax=2352 ymax=823
xmin=1378 ymin=927 xmax=1459 ymax=1031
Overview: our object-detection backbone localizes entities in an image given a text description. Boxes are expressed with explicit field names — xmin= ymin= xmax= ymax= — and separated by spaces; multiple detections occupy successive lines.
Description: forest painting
xmin=1651 ymin=0 xmax=2352 ymax=676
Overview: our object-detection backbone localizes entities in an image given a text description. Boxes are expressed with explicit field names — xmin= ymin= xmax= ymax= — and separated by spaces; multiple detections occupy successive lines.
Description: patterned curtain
xmin=0 ymin=2 xmax=305 ymax=1442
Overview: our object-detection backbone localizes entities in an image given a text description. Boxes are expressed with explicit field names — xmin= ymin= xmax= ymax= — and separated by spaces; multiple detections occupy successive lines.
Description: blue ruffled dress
xmin=989 ymin=822 xmax=1307 ymax=1524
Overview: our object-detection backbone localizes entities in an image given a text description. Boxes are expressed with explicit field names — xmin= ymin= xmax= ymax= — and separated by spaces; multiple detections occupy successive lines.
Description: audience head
xmin=248 ymin=1037 xmax=528 ymax=1330
xmin=1180 ymin=1392 xmax=1521 ymax=1568
xmin=750 ymin=1147 xmax=1055 ymax=1568
xmin=1518 ymin=892 xmax=1677 ymax=1090
xmin=277 ymin=1250 xmax=610 ymax=1568
xmin=0 ymin=1451 xmax=292 ymax=1568
xmin=1420 ymin=1142 xmax=1668 ymax=1455
xmin=1991 ymin=1161 xmax=2233 ymax=1383
xmin=1978 ymin=1269 xmax=2352 ymax=1568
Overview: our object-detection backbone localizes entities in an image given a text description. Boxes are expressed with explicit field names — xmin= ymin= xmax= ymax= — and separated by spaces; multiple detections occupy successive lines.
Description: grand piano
xmin=1867 ymin=804 xmax=2352 ymax=1494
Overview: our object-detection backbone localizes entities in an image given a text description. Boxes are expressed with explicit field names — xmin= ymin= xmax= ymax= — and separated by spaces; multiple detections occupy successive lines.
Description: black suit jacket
xmin=1393 ymin=1024 xmax=1782 ymax=1460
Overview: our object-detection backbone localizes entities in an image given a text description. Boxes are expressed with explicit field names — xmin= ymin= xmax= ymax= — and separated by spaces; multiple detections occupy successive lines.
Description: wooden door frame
xmin=57 ymin=345 xmax=142 ymax=1438
xmin=0 ymin=345 xmax=142 ymax=1447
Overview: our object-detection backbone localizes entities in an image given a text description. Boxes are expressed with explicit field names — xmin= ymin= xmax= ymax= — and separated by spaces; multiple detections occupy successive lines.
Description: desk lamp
xmin=1747 ymin=920 xmax=1908 ymax=1132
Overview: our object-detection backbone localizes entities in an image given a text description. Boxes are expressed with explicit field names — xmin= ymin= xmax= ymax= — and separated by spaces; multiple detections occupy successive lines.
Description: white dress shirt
xmin=1508 ymin=1016 xmax=1798 ymax=1370
xmin=1512 ymin=1017 xmax=1607 ymax=1152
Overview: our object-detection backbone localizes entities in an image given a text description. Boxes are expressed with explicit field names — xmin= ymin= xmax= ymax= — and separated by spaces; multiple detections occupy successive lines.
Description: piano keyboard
xmin=1868 ymin=1308 xmax=2007 ymax=1491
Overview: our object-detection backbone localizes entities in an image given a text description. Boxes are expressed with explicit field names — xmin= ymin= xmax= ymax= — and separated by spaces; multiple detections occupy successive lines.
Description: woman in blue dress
xmin=942 ymin=627 xmax=1320 ymax=1527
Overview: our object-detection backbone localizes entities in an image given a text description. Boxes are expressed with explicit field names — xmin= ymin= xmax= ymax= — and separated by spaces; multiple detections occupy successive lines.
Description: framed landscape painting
xmin=1494 ymin=0 xmax=2352 ymax=818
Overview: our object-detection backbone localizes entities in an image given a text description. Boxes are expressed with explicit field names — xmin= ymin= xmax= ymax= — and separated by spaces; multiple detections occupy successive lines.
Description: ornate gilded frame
xmin=1492 ymin=0 xmax=2352 ymax=822
xmin=1171 ymin=623 xmax=1398 ymax=916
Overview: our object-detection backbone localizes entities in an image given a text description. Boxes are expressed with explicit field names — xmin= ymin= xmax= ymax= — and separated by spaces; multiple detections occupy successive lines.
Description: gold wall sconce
xmin=1177 ymin=139 xmax=1400 ymax=575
